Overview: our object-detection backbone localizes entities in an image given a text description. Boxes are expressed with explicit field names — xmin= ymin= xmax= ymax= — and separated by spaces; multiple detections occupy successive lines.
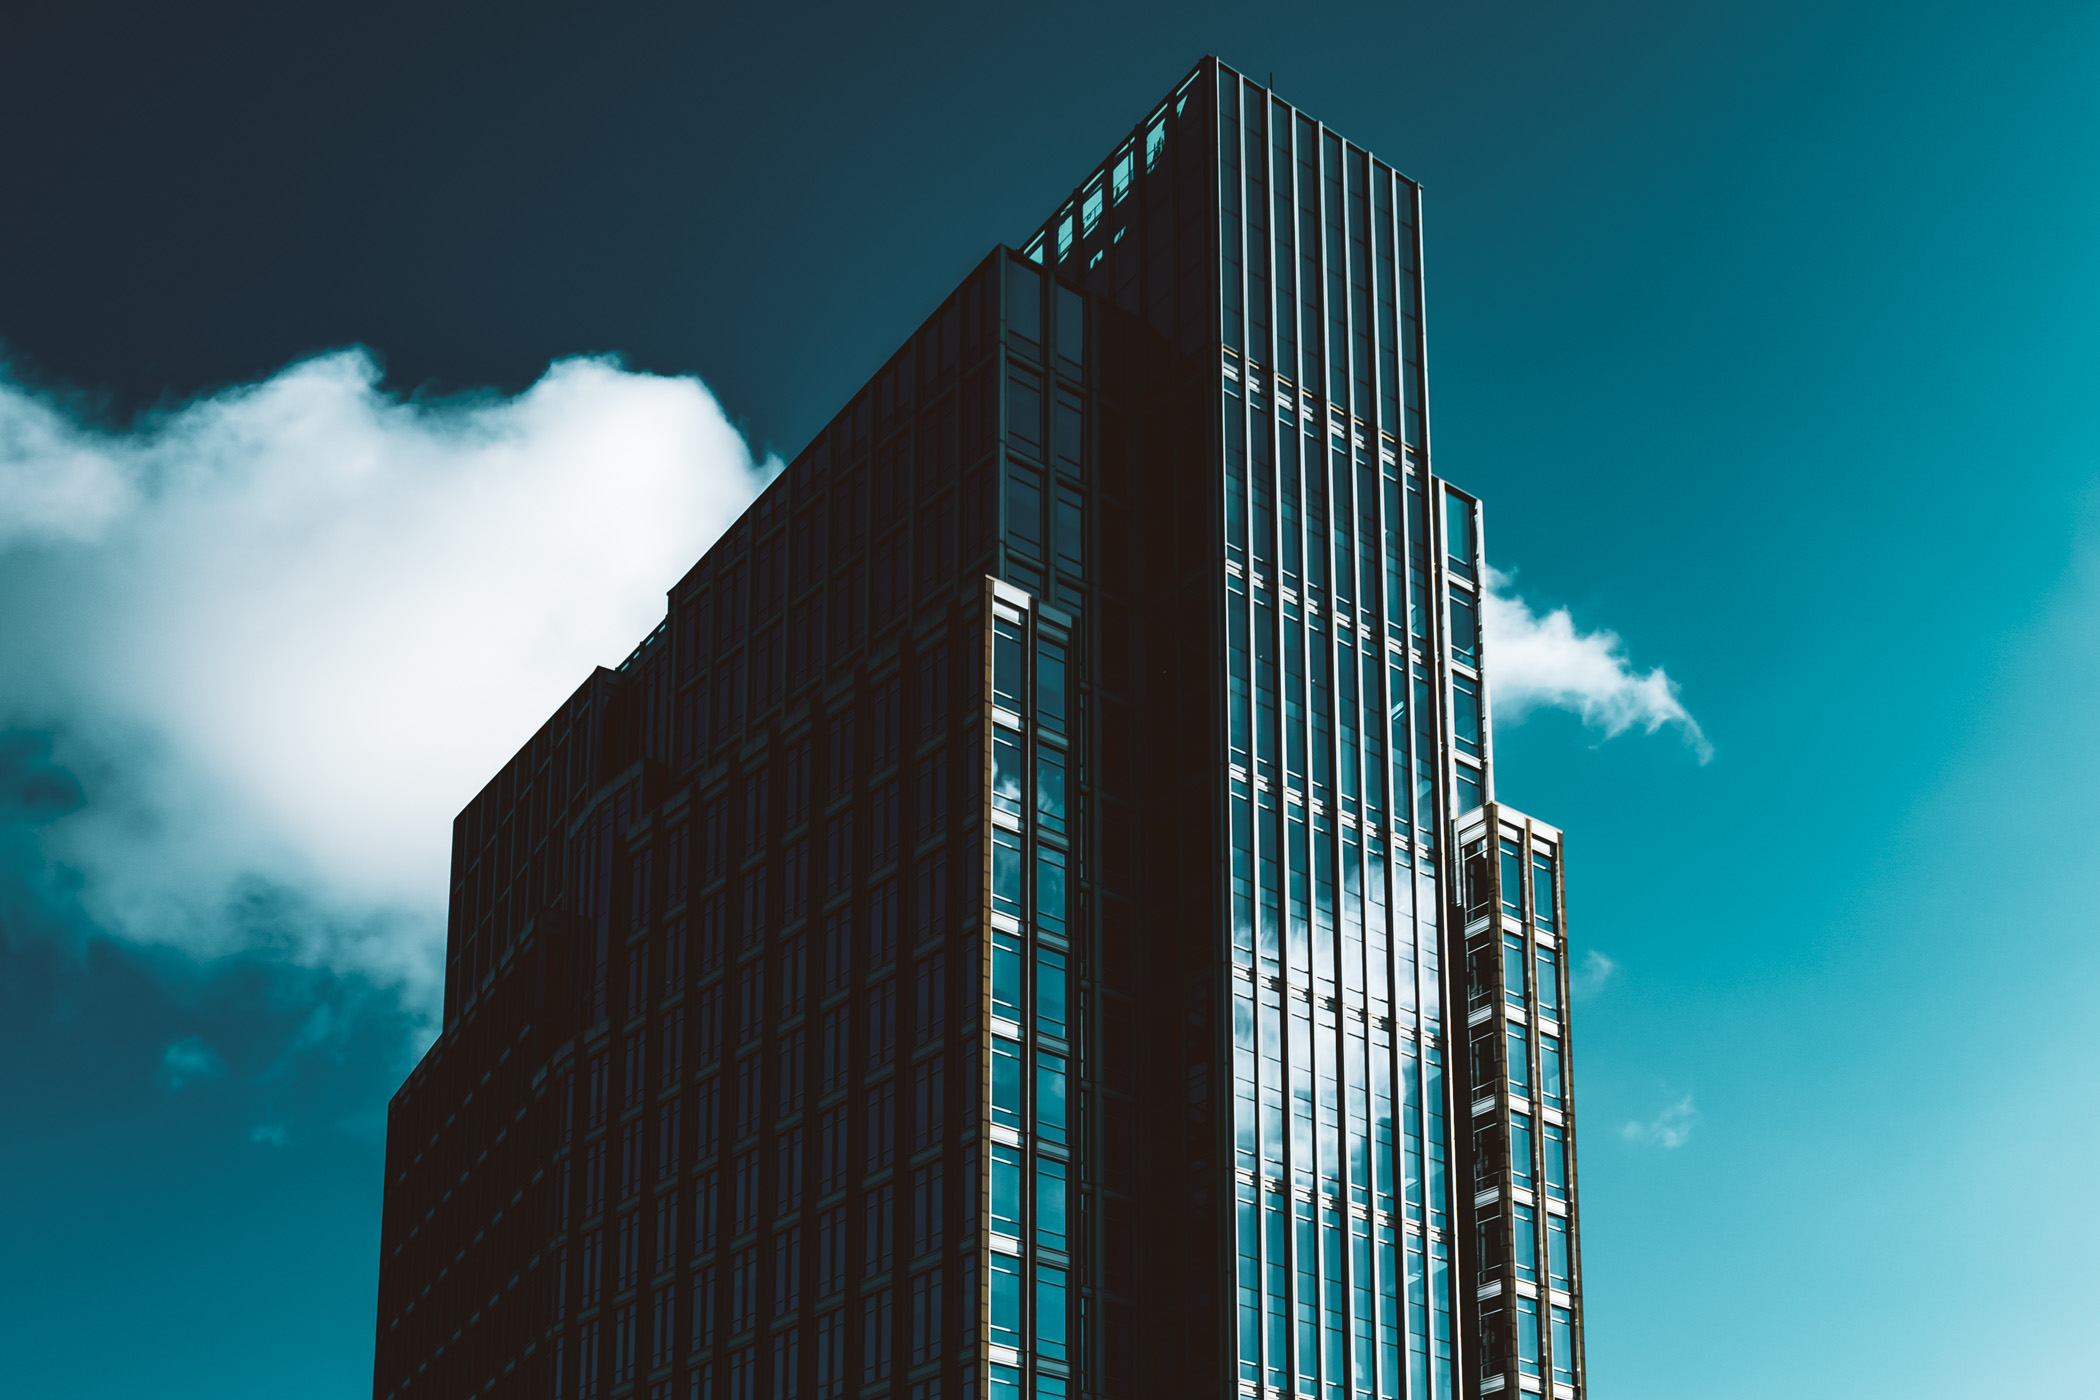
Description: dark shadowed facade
xmin=371 ymin=56 xmax=1587 ymax=1400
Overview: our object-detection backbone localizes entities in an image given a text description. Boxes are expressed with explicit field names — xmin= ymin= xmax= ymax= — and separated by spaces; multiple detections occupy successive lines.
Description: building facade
xmin=371 ymin=55 xmax=1587 ymax=1400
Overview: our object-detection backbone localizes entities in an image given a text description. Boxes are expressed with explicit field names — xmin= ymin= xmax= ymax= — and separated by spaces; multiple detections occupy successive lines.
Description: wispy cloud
xmin=0 ymin=350 xmax=776 ymax=1024
xmin=1482 ymin=566 xmax=1711 ymax=761
xmin=1622 ymin=1093 xmax=1699 ymax=1149
xmin=1572 ymin=948 xmax=1617 ymax=1000
xmin=158 ymin=1036 xmax=224 ymax=1089
xmin=249 ymin=1123 xmax=289 ymax=1148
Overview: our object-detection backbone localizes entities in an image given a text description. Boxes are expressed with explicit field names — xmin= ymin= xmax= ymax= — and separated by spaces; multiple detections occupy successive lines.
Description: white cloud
xmin=1572 ymin=948 xmax=1617 ymax=1000
xmin=158 ymin=1036 xmax=224 ymax=1089
xmin=1482 ymin=566 xmax=1711 ymax=761
xmin=1622 ymin=1093 xmax=1699 ymax=1149
xmin=0 ymin=350 xmax=776 ymax=1021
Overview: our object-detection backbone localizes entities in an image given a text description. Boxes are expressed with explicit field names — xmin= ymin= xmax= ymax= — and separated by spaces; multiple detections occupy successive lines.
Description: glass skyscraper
xmin=371 ymin=55 xmax=1587 ymax=1400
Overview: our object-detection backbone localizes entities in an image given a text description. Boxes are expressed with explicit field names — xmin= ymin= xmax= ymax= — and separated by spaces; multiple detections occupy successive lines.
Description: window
xmin=1505 ymin=1024 xmax=1530 ymax=1098
xmin=867 ymin=978 xmax=897 ymax=1067
xmin=1035 ymin=1052 xmax=1067 ymax=1145
xmin=914 ymin=952 xmax=946 ymax=1045
xmin=1498 ymin=1112 xmax=1534 ymax=1200
xmin=992 ymin=1038 xmax=1022 ymax=1131
xmin=1006 ymin=463 xmax=1043 ymax=558
xmin=1036 ymin=748 xmax=1065 ymax=834
xmin=814 ymin=1312 xmax=845 ymax=1400
xmin=1054 ymin=394 xmax=1082 ymax=477
xmin=1500 ymin=839 xmax=1524 ymax=918
xmin=1544 ymin=1122 xmax=1568 ymax=1202
xmin=1054 ymin=488 xmax=1083 ymax=576
xmin=1035 ymin=947 xmax=1066 ymax=1041
xmin=1455 ymin=762 xmax=1484 ymax=816
xmin=1452 ymin=677 xmax=1482 ymax=759
xmin=910 ymin=1268 xmax=944 ymax=1366
xmin=1502 ymin=933 xmax=1526 ymax=1006
xmin=1516 ymin=1296 xmax=1541 ymax=1379
xmin=913 ymin=1054 xmax=946 ymax=1149
xmin=1448 ymin=589 xmax=1478 ymax=669
xmin=912 ymin=1162 xmax=945 ymax=1257
xmin=992 ymin=829 xmax=1022 ymax=919
xmin=1006 ymin=262 xmax=1041 ymax=361
xmin=1551 ymin=1305 xmax=1575 ymax=1385
xmin=865 ymin=1080 xmax=896 ymax=1171
xmin=772 ymin=1326 xmax=800 ymax=1400
xmin=1035 ymin=846 xmax=1065 ymax=937
xmin=990 ymin=1254 xmax=1022 ymax=1350
xmin=817 ymin=1207 xmax=846 ymax=1297
xmin=864 ymin=1184 xmax=894 ymax=1276
xmin=1035 ymin=642 xmax=1065 ymax=735
xmin=1512 ymin=1203 xmax=1538 ymax=1285
xmin=992 ymin=728 xmax=1024 ymax=816
xmin=992 ymin=932 xmax=1022 ymax=1022
xmin=992 ymin=619 xmax=1024 ymax=712
xmin=1034 ymin=1264 xmax=1068 ymax=1360
xmin=1546 ymin=1213 xmax=1571 ymax=1293
xmin=773 ymin=1225 xmax=803 ymax=1310
xmin=990 ymin=1144 xmax=1021 ymax=1239
xmin=1445 ymin=492 xmax=1476 ymax=583
xmin=1536 ymin=947 xmax=1561 ymax=1021
xmin=1054 ymin=287 xmax=1083 ymax=379
xmin=1540 ymin=1034 xmax=1563 ymax=1112
xmin=1532 ymin=852 xmax=1557 ymax=931
xmin=1036 ymin=1157 xmax=1067 ymax=1252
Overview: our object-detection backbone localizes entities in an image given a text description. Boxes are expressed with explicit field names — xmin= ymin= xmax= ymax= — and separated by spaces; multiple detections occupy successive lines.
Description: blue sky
xmin=4 ymin=1 xmax=2099 ymax=1395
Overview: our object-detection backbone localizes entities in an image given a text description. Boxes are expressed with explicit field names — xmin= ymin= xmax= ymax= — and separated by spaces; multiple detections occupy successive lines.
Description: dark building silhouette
xmin=372 ymin=55 xmax=1587 ymax=1400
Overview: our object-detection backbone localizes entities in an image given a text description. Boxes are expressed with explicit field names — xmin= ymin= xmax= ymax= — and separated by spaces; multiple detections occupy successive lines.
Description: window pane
xmin=1035 ymin=846 xmax=1066 ymax=937
xmin=1034 ymin=1264 xmax=1068 ymax=1359
xmin=1509 ymin=1112 xmax=1534 ymax=1193
xmin=1536 ymin=948 xmax=1561 ymax=1020
xmin=1546 ymin=1213 xmax=1571 ymax=1292
xmin=1006 ymin=463 xmax=1043 ymax=555
xmin=990 ymin=1255 xmax=1022 ymax=1347
xmin=1036 ymin=747 xmax=1066 ymax=833
xmin=993 ymin=829 xmax=1022 ymax=918
xmin=1502 ymin=933 xmax=1526 ymax=1006
xmin=1006 ymin=262 xmax=1041 ymax=360
xmin=1499 ymin=840 xmax=1523 ymax=917
xmin=1035 ymin=947 xmax=1067 ymax=1040
xmin=1035 ymin=1053 xmax=1067 ymax=1145
xmin=993 ymin=619 xmax=1024 ymax=711
xmin=1007 ymin=374 xmax=1044 ymax=460
xmin=1036 ymin=642 xmax=1066 ymax=734
xmin=1036 ymin=1157 xmax=1067 ymax=1251
xmin=991 ymin=1143 xmax=1021 ymax=1236
xmin=1540 ymin=1035 xmax=1563 ymax=1112
xmin=1532 ymin=854 xmax=1556 ymax=931
xmin=993 ymin=727 xmax=1023 ymax=815
xmin=1544 ymin=1122 xmax=1567 ymax=1201
xmin=1451 ymin=677 xmax=1481 ymax=758
xmin=1055 ymin=489 xmax=1083 ymax=576
xmin=1055 ymin=286 xmax=1083 ymax=379
xmin=992 ymin=932 xmax=1022 ymax=1022
xmin=1448 ymin=590 xmax=1478 ymax=668
xmin=1055 ymin=394 xmax=1083 ymax=478
xmin=1505 ymin=1024 xmax=1530 ymax=1097
xmin=991 ymin=1038 xmax=1022 ymax=1130
xmin=1512 ymin=1204 xmax=1538 ymax=1285
xmin=1551 ymin=1306 xmax=1575 ymax=1384
xmin=1445 ymin=492 xmax=1476 ymax=583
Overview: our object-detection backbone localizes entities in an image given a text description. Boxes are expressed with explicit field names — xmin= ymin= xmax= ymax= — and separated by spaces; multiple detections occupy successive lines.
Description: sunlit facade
xmin=371 ymin=55 xmax=1585 ymax=1400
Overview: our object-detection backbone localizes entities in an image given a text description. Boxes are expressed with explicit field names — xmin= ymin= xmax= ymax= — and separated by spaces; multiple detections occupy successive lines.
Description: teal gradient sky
xmin=3 ymin=2 xmax=2098 ymax=1395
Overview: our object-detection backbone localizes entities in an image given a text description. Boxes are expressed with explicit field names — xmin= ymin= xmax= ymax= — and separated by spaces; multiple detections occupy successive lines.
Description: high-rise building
xmin=371 ymin=55 xmax=1587 ymax=1400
